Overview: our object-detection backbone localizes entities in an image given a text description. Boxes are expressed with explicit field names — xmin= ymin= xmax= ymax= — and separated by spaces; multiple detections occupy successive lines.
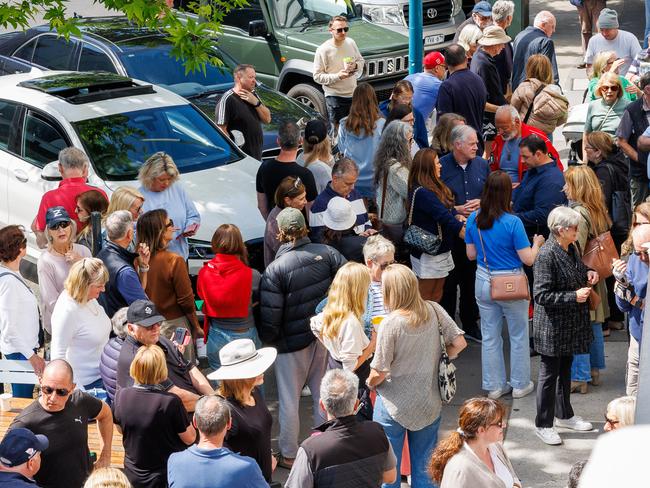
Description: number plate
xmin=424 ymin=34 xmax=444 ymax=46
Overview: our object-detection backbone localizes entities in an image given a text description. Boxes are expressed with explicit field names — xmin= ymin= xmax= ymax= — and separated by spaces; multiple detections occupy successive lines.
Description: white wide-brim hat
xmin=322 ymin=196 xmax=357 ymax=231
xmin=207 ymin=339 xmax=277 ymax=381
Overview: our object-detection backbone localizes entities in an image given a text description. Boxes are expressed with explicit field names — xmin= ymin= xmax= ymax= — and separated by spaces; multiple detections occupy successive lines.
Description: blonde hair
xmin=46 ymin=220 xmax=77 ymax=249
xmin=218 ymin=378 xmax=257 ymax=405
xmin=64 ymin=258 xmax=108 ymax=305
xmin=525 ymin=54 xmax=553 ymax=85
xmin=304 ymin=137 xmax=333 ymax=166
xmin=137 ymin=152 xmax=180 ymax=191
xmin=83 ymin=467 xmax=132 ymax=488
xmin=591 ymin=51 xmax=617 ymax=80
xmin=382 ymin=264 xmax=431 ymax=326
xmin=130 ymin=345 xmax=168 ymax=385
xmin=321 ymin=263 xmax=370 ymax=340
xmin=106 ymin=186 xmax=145 ymax=216
xmin=606 ymin=395 xmax=636 ymax=427
xmin=458 ymin=24 xmax=482 ymax=53
xmin=595 ymin=72 xmax=623 ymax=99
xmin=564 ymin=166 xmax=612 ymax=235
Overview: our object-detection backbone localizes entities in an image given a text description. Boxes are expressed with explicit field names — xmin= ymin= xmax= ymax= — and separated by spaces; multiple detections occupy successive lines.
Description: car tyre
xmin=287 ymin=83 xmax=326 ymax=118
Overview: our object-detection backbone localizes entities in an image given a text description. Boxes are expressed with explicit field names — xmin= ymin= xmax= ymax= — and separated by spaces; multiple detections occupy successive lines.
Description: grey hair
xmin=320 ymin=369 xmax=359 ymax=418
xmin=450 ymin=124 xmax=477 ymax=146
xmin=640 ymin=72 xmax=650 ymax=90
xmin=194 ymin=395 xmax=231 ymax=436
xmin=373 ymin=120 xmax=412 ymax=186
xmin=363 ymin=234 xmax=396 ymax=263
xmin=138 ymin=152 xmax=180 ymax=191
xmin=58 ymin=147 xmax=89 ymax=171
xmin=105 ymin=210 xmax=133 ymax=242
xmin=495 ymin=105 xmax=521 ymax=122
xmin=492 ymin=1 xmax=515 ymax=22
xmin=111 ymin=307 xmax=129 ymax=338
xmin=534 ymin=10 xmax=555 ymax=28
xmin=332 ymin=157 xmax=359 ymax=178
xmin=278 ymin=120 xmax=301 ymax=150
xmin=458 ymin=24 xmax=483 ymax=52
xmin=547 ymin=206 xmax=582 ymax=236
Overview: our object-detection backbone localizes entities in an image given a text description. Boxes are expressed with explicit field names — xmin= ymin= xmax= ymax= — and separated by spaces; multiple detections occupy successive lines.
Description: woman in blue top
xmin=407 ymin=148 xmax=465 ymax=302
xmin=465 ymin=171 xmax=545 ymax=400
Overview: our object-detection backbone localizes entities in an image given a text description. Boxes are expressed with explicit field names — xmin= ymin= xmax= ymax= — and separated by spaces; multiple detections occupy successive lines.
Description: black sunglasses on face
xmin=166 ymin=219 xmax=175 ymax=228
xmin=49 ymin=221 xmax=71 ymax=230
xmin=41 ymin=385 xmax=70 ymax=397
xmin=333 ymin=27 xmax=349 ymax=33
xmin=604 ymin=414 xmax=619 ymax=426
xmin=376 ymin=260 xmax=396 ymax=270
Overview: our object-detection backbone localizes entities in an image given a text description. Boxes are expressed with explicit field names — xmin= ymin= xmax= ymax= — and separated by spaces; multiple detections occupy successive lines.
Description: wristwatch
xmin=254 ymin=100 xmax=262 ymax=108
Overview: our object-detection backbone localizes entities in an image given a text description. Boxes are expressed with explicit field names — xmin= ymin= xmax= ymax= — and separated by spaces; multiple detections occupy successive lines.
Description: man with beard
xmin=491 ymin=105 xmax=562 ymax=186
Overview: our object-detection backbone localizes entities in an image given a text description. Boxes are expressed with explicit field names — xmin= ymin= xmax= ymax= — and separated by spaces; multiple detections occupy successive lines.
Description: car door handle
xmin=13 ymin=169 xmax=28 ymax=183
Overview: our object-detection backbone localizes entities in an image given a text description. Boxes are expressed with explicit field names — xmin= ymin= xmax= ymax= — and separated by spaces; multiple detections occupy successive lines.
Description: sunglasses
xmin=376 ymin=260 xmax=396 ymax=270
xmin=333 ymin=27 xmax=349 ymax=33
xmin=166 ymin=219 xmax=175 ymax=228
xmin=49 ymin=221 xmax=71 ymax=230
xmin=293 ymin=177 xmax=302 ymax=190
xmin=633 ymin=222 xmax=650 ymax=228
xmin=41 ymin=385 xmax=70 ymax=397
xmin=604 ymin=414 xmax=619 ymax=426
xmin=602 ymin=85 xmax=619 ymax=92
xmin=634 ymin=249 xmax=649 ymax=257
xmin=489 ymin=419 xmax=506 ymax=428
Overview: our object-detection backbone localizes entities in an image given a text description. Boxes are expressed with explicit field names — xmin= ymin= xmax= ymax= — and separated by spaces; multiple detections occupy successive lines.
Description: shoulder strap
xmin=380 ymin=173 xmax=389 ymax=220
xmin=523 ymin=83 xmax=546 ymax=124
xmin=477 ymin=227 xmax=491 ymax=274
xmin=596 ymin=103 xmax=616 ymax=132
xmin=0 ymin=271 xmax=33 ymax=294
xmin=428 ymin=301 xmax=447 ymax=355
xmin=407 ymin=186 xmax=421 ymax=226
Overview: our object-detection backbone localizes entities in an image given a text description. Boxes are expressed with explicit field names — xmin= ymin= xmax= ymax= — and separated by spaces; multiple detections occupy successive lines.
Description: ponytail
xmin=428 ymin=430 xmax=464 ymax=483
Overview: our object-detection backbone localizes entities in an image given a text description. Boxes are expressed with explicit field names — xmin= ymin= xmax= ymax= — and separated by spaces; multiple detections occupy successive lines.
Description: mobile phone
xmin=172 ymin=327 xmax=191 ymax=346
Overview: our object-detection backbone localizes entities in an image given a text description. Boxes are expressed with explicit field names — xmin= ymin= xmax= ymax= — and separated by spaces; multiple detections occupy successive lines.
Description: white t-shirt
xmin=0 ymin=269 xmax=39 ymax=358
xmin=585 ymin=31 xmax=642 ymax=75
xmin=310 ymin=313 xmax=369 ymax=371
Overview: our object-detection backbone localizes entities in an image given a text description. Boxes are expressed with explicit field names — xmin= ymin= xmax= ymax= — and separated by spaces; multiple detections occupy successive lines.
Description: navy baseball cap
xmin=45 ymin=206 xmax=72 ymax=229
xmin=0 ymin=428 xmax=48 ymax=467
xmin=472 ymin=1 xmax=492 ymax=16
xmin=127 ymin=299 xmax=165 ymax=327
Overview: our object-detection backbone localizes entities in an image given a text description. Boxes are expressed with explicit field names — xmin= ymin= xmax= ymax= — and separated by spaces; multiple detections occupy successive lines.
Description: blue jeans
xmin=571 ymin=322 xmax=605 ymax=382
xmin=373 ymin=395 xmax=440 ymax=488
xmin=5 ymin=353 xmax=35 ymax=399
xmin=84 ymin=378 xmax=108 ymax=402
xmin=206 ymin=323 xmax=261 ymax=370
xmin=475 ymin=266 xmax=531 ymax=391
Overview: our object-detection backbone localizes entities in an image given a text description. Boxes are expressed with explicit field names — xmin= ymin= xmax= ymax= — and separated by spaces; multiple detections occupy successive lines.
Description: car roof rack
xmin=17 ymin=71 xmax=155 ymax=104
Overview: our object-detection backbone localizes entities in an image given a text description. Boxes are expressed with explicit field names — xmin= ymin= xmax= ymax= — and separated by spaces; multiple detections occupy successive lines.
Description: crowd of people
xmin=0 ymin=1 xmax=648 ymax=487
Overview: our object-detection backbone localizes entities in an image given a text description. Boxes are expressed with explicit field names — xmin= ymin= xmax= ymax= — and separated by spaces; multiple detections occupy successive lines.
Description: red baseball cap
xmin=423 ymin=51 xmax=445 ymax=69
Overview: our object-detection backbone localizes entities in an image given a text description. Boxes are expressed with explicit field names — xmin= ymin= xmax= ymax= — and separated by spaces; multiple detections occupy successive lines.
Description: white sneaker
xmin=535 ymin=427 xmax=562 ymax=445
xmin=512 ymin=381 xmax=535 ymax=399
xmin=300 ymin=385 xmax=311 ymax=397
xmin=488 ymin=385 xmax=512 ymax=400
xmin=555 ymin=416 xmax=593 ymax=431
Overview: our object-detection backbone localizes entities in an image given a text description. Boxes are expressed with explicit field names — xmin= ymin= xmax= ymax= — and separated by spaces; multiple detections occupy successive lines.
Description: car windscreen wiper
xmin=299 ymin=17 xmax=328 ymax=32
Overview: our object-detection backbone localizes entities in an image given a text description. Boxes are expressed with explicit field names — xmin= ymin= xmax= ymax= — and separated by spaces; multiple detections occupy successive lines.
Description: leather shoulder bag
xmin=582 ymin=231 xmax=619 ymax=279
xmin=477 ymin=227 xmax=530 ymax=301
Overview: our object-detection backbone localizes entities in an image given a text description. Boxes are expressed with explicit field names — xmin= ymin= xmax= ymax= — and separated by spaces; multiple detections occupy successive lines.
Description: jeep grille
xmin=364 ymin=55 xmax=409 ymax=79
xmin=403 ymin=0 xmax=452 ymax=27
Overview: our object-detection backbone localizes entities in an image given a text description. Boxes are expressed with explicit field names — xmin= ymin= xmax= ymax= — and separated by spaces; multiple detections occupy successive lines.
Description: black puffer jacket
xmin=260 ymin=237 xmax=346 ymax=353
xmin=589 ymin=147 xmax=629 ymax=239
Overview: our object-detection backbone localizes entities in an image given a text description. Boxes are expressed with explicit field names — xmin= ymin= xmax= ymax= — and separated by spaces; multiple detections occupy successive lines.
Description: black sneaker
xmin=464 ymin=326 xmax=482 ymax=343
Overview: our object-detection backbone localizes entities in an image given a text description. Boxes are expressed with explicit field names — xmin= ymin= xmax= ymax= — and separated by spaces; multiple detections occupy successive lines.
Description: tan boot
xmin=590 ymin=369 xmax=600 ymax=386
xmin=570 ymin=381 xmax=588 ymax=394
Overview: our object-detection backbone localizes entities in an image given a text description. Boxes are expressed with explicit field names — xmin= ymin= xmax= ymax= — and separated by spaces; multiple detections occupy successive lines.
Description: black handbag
xmin=403 ymin=187 xmax=443 ymax=255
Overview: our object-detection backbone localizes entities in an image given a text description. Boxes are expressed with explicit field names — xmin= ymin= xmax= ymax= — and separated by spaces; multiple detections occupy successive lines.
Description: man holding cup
xmin=313 ymin=15 xmax=365 ymax=136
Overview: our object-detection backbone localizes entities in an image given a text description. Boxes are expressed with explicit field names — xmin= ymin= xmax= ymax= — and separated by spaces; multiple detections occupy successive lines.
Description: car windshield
xmin=116 ymin=37 xmax=235 ymax=98
xmin=73 ymin=104 xmax=241 ymax=181
xmin=271 ymin=0 xmax=358 ymax=28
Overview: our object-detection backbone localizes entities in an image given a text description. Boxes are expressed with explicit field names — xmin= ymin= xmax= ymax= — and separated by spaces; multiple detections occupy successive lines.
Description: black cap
xmin=127 ymin=299 xmax=165 ymax=328
xmin=45 ymin=206 xmax=72 ymax=228
xmin=0 ymin=428 xmax=48 ymax=467
xmin=304 ymin=119 xmax=327 ymax=145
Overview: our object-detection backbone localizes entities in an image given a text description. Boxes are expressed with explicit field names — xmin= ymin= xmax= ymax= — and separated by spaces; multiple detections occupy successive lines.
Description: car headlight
xmin=188 ymin=238 xmax=215 ymax=260
xmin=451 ymin=0 xmax=462 ymax=16
xmin=362 ymin=5 xmax=404 ymax=25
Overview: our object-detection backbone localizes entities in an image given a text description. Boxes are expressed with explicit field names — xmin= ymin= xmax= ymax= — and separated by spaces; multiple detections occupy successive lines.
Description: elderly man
xmin=96 ymin=210 xmax=149 ymax=317
xmin=513 ymin=135 xmax=567 ymax=240
xmin=261 ymin=207 xmax=345 ymax=469
xmin=215 ymin=64 xmax=271 ymax=161
xmin=512 ymin=11 xmax=559 ymax=90
xmin=453 ymin=1 xmax=492 ymax=41
xmin=116 ymin=300 xmax=213 ymax=412
xmin=10 ymin=360 xmax=113 ymax=488
xmin=492 ymin=105 xmax=562 ymax=185
xmin=437 ymin=44 xmax=488 ymax=155
xmin=613 ymin=224 xmax=650 ymax=395
xmin=285 ymin=369 xmax=397 ymax=488
xmin=0 ymin=428 xmax=48 ymax=487
xmin=492 ymin=1 xmax=515 ymax=96
xmin=255 ymin=119 xmax=318 ymax=219
xmin=167 ymin=395 xmax=267 ymax=487
xmin=618 ymin=72 xmax=650 ymax=206
xmin=32 ymin=147 xmax=107 ymax=248
xmin=585 ymin=8 xmax=642 ymax=76
xmin=440 ymin=125 xmax=489 ymax=342
xmin=309 ymin=157 xmax=375 ymax=241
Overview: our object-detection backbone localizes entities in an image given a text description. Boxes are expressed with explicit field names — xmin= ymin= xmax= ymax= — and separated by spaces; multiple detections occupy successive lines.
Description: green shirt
xmin=584 ymin=97 xmax=630 ymax=135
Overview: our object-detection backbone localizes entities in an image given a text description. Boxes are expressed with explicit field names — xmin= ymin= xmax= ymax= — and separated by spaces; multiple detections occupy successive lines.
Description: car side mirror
xmin=231 ymin=130 xmax=246 ymax=148
xmin=249 ymin=19 xmax=268 ymax=37
xmin=41 ymin=161 xmax=62 ymax=181
xmin=355 ymin=4 xmax=363 ymax=17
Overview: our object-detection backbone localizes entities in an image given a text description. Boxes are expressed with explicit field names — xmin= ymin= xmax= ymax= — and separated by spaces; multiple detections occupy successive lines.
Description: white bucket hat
xmin=207 ymin=339 xmax=277 ymax=380
xmin=478 ymin=26 xmax=511 ymax=46
xmin=322 ymin=196 xmax=356 ymax=231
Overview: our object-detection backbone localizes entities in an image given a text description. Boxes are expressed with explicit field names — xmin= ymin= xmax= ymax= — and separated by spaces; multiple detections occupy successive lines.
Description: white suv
xmin=0 ymin=70 xmax=265 ymax=273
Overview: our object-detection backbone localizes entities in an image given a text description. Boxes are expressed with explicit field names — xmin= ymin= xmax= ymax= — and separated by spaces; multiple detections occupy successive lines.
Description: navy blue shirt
xmin=513 ymin=161 xmax=567 ymax=238
xmin=512 ymin=26 xmax=559 ymax=90
xmin=436 ymin=68 xmax=487 ymax=141
xmin=0 ymin=472 xmax=40 ymax=488
xmin=471 ymin=49 xmax=508 ymax=108
xmin=440 ymin=153 xmax=490 ymax=205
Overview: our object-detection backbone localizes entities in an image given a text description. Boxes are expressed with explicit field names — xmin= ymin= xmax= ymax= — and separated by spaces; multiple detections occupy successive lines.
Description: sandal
xmin=276 ymin=455 xmax=295 ymax=469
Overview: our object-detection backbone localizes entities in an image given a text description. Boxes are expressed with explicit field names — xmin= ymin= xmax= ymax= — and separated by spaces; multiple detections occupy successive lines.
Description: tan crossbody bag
xmin=478 ymin=227 xmax=530 ymax=301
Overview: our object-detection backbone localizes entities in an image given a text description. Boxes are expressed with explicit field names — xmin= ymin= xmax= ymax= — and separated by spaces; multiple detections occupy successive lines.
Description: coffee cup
xmin=0 ymin=393 xmax=13 ymax=412
xmin=343 ymin=56 xmax=355 ymax=72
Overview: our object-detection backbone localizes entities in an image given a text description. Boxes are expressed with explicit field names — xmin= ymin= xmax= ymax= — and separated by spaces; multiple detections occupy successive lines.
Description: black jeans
xmin=535 ymin=354 xmax=575 ymax=427
xmin=441 ymin=239 xmax=479 ymax=330
xmin=325 ymin=95 xmax=352 ymax=137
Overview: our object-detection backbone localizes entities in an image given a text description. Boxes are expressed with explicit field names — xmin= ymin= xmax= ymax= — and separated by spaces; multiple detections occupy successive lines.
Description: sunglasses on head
xmin=333 ymin=26 xmax=349 ymax=33
xmin=49 ymin=221 xmax=71 ymax=230
xmin=41 ymin=385 xmax=70 ymax=397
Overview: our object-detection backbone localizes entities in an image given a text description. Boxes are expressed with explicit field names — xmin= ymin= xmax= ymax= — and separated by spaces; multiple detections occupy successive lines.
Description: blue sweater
xmin=409 ymin=186 xmax=463 ymax=258
xmin=338 ymin=117 xmax=386 ymax=198
xmin=379 ymin=100 xmax=429 ymax=151
xmin=615 ymin=253 xmax=647 ymax=343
